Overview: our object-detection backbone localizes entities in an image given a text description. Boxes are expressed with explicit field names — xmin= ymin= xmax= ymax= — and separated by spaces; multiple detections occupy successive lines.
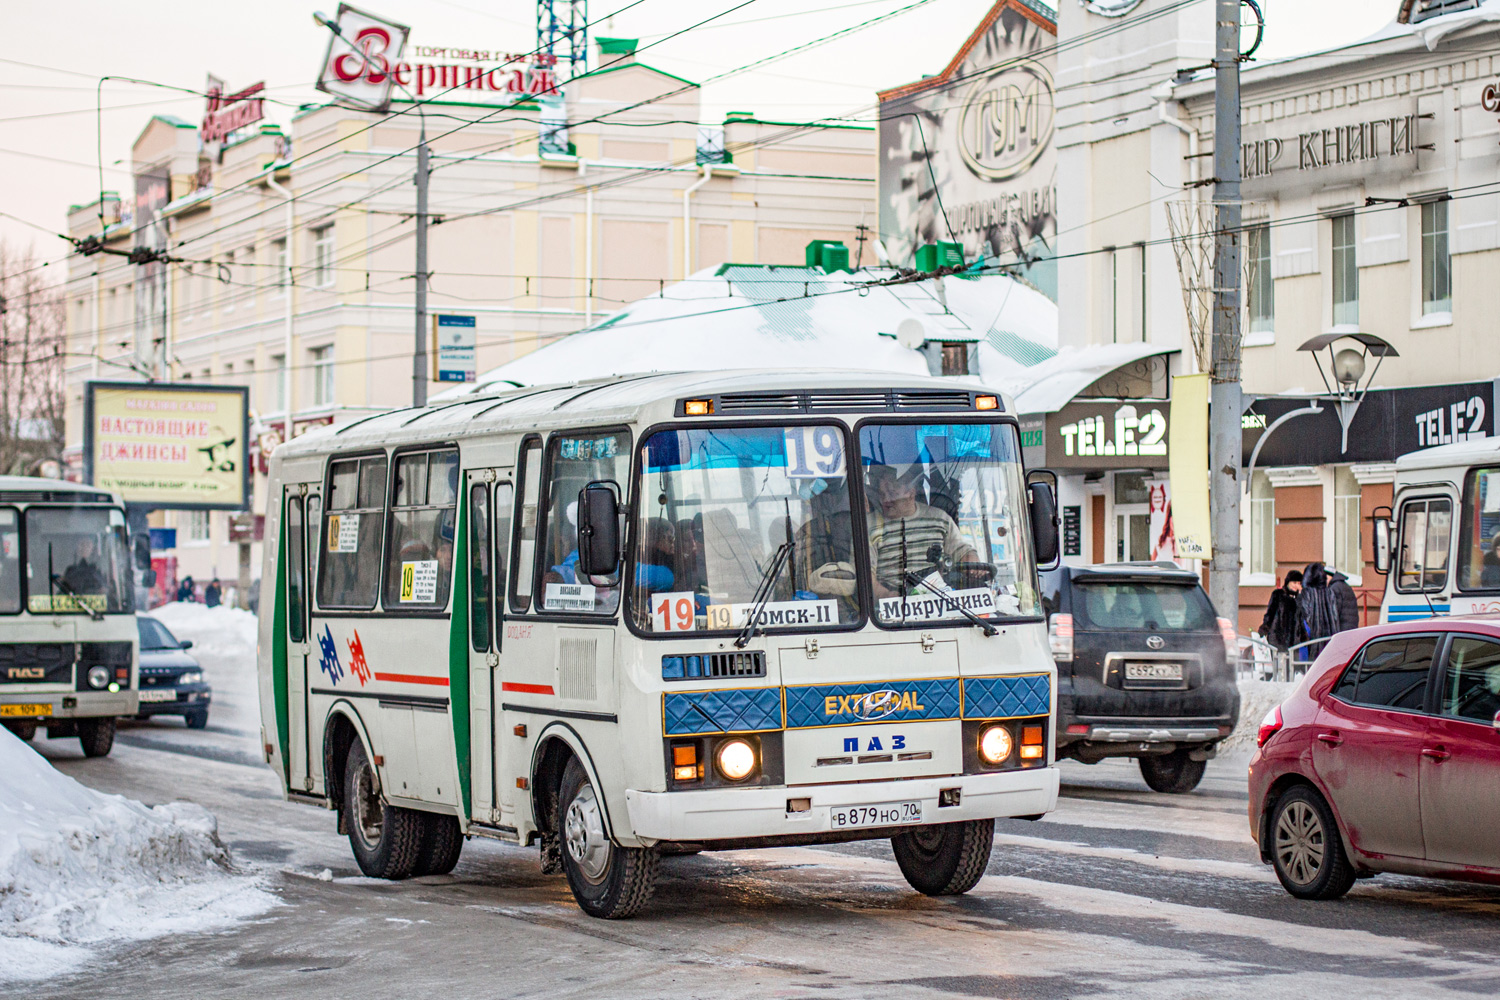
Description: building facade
xmin=62 ymin=41 xmax=877 ymax=592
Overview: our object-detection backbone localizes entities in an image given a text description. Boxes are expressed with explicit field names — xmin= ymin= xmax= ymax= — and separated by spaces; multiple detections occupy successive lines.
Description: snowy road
xmin=24 ymin=720 xmax=1500 ymax=1000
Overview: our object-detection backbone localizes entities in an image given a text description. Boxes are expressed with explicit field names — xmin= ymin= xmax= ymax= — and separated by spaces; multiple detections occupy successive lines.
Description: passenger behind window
xmin=795 ymin=481 xmax=857 ymax=616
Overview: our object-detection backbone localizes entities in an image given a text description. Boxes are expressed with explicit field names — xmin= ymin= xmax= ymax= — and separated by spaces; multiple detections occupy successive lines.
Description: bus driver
xmin=865 ymin=463 xmax=979 ymax=599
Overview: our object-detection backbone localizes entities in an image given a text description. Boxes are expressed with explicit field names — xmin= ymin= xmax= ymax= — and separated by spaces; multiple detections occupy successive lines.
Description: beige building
xmin=62 ymin=41 xmax=876 ymax=591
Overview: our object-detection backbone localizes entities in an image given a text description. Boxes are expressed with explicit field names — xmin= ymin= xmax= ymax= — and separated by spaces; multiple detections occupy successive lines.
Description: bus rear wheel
xmin=412 ymin=813 xmax=464 ymax=877
xmin=344 ymin=740 xmax=423 ymax=879
xmin=77 ymin=717 xmax=115 ymax=758
xmin=891 ymin=819 xmax=995 ymax=896
xmin=557 ymin=757 xmax=658 ymax=919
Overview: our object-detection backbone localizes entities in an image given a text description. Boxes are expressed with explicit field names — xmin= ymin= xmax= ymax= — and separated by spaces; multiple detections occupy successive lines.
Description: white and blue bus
xmin=257 ymin=371 xmax=1061 ymax=917
xmin=0 ymin=475 xmax=138 ymax=755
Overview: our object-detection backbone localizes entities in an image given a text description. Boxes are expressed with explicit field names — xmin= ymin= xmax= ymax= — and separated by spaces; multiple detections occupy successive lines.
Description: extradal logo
xmin=823 ymin=689 xmax=926 ymax=721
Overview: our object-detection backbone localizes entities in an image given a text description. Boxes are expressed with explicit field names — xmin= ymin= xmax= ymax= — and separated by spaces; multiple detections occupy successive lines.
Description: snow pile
xmin=1220 ymin=679 xmax=1298 ymax=755
xmin=148 ymin=602 xmax=260 ymax=732
xmin=0 ymin=727 xmax=276 ymax=980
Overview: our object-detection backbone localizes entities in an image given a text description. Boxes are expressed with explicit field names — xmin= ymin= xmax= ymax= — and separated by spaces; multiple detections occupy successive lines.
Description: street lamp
xmin=1298 ymin=332 xmax=1398 ymax=453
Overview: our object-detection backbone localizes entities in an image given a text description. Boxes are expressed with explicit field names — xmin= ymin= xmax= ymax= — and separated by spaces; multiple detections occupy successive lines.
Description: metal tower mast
xmin=537 ymin=0 xmax=588 ymax=76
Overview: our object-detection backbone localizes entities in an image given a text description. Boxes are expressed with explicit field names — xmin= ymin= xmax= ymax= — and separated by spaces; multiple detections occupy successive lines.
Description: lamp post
xmin=312 ymin=11 xmax=430 ymax=408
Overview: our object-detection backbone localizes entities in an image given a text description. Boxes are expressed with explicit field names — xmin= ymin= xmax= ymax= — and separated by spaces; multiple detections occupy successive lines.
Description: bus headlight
xmin=715 ymin=739 xmax=757 ymax=781
xmin=978 ymin=725 xmax=1013 ymax=765
xmin=87 ymin=665 xmax=110 ymax=690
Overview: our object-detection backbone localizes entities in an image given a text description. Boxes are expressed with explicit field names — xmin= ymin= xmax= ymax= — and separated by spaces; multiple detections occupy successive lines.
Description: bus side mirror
xmin=1372 ymin=506 xmax=1392 ymax=576
xmin=1027 ymin=471 xmax=1060 ymax=569
xmin=134 ymin=534 xmax=152 ymax=570
xmin=577 ymin=481 xmax=622 ymax=577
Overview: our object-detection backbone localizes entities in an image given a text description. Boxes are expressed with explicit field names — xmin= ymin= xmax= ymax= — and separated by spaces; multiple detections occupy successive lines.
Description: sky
xmin=0 ymin=0 xmax=1397 ymax=261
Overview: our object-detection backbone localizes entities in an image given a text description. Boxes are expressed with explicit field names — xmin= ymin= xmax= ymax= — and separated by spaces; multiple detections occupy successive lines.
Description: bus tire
xmin=3 ymin=720 xmax=37 ymax=742
xmin=891 ymin=819 xmax=995 ymax=896
xmin=412 ymin=813 xmax=464 ymax=877
xmin=344 ymin=740 xmax=423 ymax=880
xmin=558 ymin=757 xmax=658 ymax=919
xmin=77 ymin=717 xmax=115 ymax=758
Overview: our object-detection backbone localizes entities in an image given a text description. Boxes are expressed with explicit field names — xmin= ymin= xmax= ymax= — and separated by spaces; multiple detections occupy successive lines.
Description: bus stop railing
xmin=1235 ymin=633 xmax=1332 ymax=684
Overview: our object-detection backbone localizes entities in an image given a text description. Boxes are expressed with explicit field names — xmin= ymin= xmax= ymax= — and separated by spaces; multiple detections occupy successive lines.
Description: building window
xmin=187 ymin=510 xmax=210 ymax=543
xmin=1407 ymin=0 xmax=1479 ymax=23
xmin=1421 ymin=198 xmax=1451 ymax=316
xmin=1248 ymin=223 xmax=1273 ymax=333
xmin=311 ymin=226 xmax=334 ymax=287
xmin=271 ymin=353 xmax=287 ymax=412
xmin=1333 ymin=466 xmax=1362 ymax=581
xmin=1331 ymin=213 xmax=1358 ymax=327
xmin=272 ymin=238 xmax=288 ymax=294
xmin=1248 ymin=470 xmax=1275 ymax=577
xmin=310 ymin=345 xmax=334 ymax=406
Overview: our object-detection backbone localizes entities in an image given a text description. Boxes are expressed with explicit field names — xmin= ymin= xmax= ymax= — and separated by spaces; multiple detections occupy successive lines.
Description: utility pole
xmin=1208 ymin=0 xmax=1243 ymax=623
xmin=413 ymin=125 xmax=429 ymax=408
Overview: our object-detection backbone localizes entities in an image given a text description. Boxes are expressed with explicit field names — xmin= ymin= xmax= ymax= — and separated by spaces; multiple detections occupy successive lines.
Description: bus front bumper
xmin=624 ymin=766 xmax=1059 ymax=843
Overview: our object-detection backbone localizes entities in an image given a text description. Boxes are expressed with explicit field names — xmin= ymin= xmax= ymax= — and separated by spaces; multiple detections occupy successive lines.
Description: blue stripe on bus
xmin=962 ymin=674 xmax=1051 ymax=720
xmin=663 ymin=687 xmax=783 ymax=735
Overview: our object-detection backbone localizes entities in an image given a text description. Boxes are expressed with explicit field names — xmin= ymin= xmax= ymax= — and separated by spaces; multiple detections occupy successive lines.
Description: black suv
xmin=1040 ymin=562 xmax=1240 ymax=793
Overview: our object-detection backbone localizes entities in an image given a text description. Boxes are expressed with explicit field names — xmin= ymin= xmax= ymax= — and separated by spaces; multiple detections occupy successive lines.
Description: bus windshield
xmin=633 ymin=425 xmax=858 ymax=634
xmin=858 ymin=421 xmax=1040 ymax=625
xmin=24 ymin=506 xmax=133 ymax=614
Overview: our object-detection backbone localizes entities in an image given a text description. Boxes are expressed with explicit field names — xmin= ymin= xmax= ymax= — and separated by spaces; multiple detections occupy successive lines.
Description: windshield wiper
xmin=902 ymin=569 xmax=998 ymax=637
xmin=51 ymin=574 xmax=104 ymax=622
xmin=734 ymin=540 xmax=793 ymax=649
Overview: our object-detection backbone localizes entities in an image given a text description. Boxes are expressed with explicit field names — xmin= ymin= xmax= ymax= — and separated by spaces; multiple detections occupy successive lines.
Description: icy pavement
xmin=0 ymin=727 xmax=277 ymax=982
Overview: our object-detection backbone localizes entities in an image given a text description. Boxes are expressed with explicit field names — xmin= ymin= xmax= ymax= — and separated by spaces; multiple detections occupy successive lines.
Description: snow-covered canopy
xmin=446 ymin=264 xmax=1058 ymax=396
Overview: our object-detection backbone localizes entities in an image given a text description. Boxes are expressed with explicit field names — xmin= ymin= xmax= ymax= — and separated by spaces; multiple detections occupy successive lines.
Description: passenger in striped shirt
xmin=865 ymin=464 xmax=978 ymax=599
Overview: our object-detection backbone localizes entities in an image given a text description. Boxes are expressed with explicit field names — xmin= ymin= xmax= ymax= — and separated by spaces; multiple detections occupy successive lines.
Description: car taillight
xmin=1048 ymin=614 xmax=1073 ymax=662
xmin=1256 ymin=704 xmax=1283 ymax=748
xmin=1217 ymin=617 xmax=1239 ymax=663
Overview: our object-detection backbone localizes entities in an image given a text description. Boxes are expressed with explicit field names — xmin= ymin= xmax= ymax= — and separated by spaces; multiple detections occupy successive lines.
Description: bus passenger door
xmin=283 ymin=486 xmax=315 ymax=793
xmin=466 ymin=470 xmax=514 ymax=825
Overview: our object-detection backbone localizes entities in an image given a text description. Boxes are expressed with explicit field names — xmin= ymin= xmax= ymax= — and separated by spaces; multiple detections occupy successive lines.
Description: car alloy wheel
xmin=1274 ymin=798 xmax=1325 ymax=887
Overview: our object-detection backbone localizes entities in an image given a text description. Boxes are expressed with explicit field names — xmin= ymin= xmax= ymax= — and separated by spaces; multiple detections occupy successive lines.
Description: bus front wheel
xmin=891 ymin=819 xmax=995 ymax=896
xmin=557 ymin=757 xmax=658 ymax=919
xmin=77 ymin=717 xmax=115 ymax=758
xmin=344 ymin=740 xmax=423 ymax=879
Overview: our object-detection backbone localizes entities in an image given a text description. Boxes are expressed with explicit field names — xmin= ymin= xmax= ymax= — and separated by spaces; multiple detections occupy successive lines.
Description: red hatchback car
xmin=1249 ymin=616 xmax=1500 ymax=899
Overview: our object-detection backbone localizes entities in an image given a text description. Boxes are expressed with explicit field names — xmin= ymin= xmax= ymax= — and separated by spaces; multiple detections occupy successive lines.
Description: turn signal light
xmin=672 ymin=743 xmax=699 ymax=781
xmin=684 ymin=399 xmax=713 ymax=416
xmin=1257 ymin=704 xmax=1284 ymax=748
xmin=1218 ymin=617 xmax=1240 ymax=662
xmin=1020 ymin=724 xmax=1045 ymax=760
xmin=975 ymin=394 xmax=999 ymax=410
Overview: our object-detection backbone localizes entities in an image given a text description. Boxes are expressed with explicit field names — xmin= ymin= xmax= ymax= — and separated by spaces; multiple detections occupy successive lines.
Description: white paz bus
xmin=0 ymin=476 xmax=138 ymax=755
xmin=1376 ymin=436 xmax=1500 ymax=622
xmin=257 ymin=371 xmax=1061 ymax=917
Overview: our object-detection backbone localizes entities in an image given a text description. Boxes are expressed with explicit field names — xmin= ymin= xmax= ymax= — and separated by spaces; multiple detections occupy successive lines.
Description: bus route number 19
xmin=652 ymin=592 xmax=696 ymax=632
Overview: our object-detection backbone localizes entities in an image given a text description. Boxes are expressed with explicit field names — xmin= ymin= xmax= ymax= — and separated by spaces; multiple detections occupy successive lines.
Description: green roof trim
xmin=596 ymin=36 xmax=639 ymax=54
xmin=579 ymin=61 xmax=697 ymax=88
xmin=723 ymin=115 xmax=873 ymax=132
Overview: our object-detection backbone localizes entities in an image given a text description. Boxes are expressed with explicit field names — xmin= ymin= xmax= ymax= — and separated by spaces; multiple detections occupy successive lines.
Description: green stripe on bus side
xmin=271 ymin=494 xmax=291 ymax=790
xmin=449 ymin=491 xmax=472 ymax=820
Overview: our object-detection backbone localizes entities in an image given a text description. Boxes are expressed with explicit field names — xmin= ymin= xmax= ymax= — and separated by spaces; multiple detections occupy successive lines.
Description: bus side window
xmin=510 ymin=439 xmax=542 ymax=613
xmin=1458 ymin=468 xmax=1500 ymax=590
xmin=0 ymin=508 xmax=19 ymax=614
xmin=470 ymin=483 xmax=491 ymax=651
xmin=318 ymin=455 xmax=387 ymax=609
xmin=287 ymin=497 xmax=306 ymax=643
xmin=1397 ymin=498 xmax=1452 ymax=593
xmin=384 ymin=448 xmax=459 ymax=610
xmin=493 ymin=483 xmax=513 ymax=644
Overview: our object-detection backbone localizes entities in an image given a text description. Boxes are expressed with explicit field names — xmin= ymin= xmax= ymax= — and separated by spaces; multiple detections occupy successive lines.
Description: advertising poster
xmin=84 ymin=382 xmax=250 ymax=510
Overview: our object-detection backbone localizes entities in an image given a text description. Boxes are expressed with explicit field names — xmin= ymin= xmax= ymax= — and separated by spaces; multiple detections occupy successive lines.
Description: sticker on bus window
xmin=706 ymin=599 xmax=839 ymax=630
xmin=559 ymin=436 xmax=618 ymax=461
xmin=878 ymin=587 xmax=997 ymax=622
xmin=544 ymin=581 xmax=596 ymax=612
xmin=399 ymin=560 xmax=439 ymax=603
xmin=783 ymin=427 xmax=845 ymax=479
xmin=651 ymin=592 xmax=697 ymax=631
xmin=329 ymin=513 xmax=360 ymax=552
xmin=1485 ymin=471 xmax=1500 ymax=513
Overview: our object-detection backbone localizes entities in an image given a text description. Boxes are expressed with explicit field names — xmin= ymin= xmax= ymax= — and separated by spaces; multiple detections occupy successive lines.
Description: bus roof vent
xmin=0 ymin=490 xmax=113 ymax=504
xmin=894 ymin=389 xmax=974 ymax=411
xmin=714 ymin=392 xmax=802 ymax=414
xmin=698 ymin=388 xmax=992 ymax=416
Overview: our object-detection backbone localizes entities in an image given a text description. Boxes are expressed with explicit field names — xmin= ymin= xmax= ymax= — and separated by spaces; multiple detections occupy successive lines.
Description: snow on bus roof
xmin=1394 ymin=435 xmax=1500 ymax=472
xmin=280 ymin=369 xmax=1010 ymax=457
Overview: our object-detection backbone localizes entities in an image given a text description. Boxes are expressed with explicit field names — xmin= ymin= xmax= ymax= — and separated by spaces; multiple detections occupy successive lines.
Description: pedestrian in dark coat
xmin=1298 ymin=562 xmax=1360 ymax=651
xmin=1260 ymin=569 xmax=1303 ymax=651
